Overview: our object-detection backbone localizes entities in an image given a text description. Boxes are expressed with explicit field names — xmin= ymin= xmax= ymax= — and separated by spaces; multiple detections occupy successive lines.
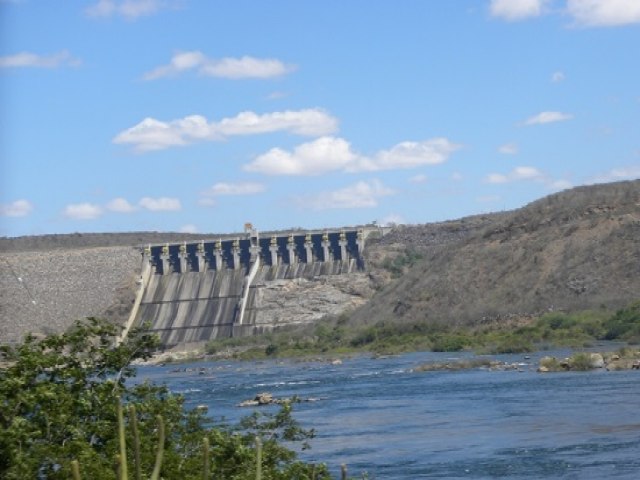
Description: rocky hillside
xmin=353 ymin=179 xmax=640 ymax=328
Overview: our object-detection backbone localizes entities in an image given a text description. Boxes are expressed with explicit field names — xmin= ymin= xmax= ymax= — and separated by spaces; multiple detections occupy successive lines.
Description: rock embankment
xmin=1 ymin=246 xmax=141 ymax=344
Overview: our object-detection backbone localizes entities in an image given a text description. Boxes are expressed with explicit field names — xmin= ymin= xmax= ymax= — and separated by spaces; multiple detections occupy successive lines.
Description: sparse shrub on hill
xmin=379 ymin=248 xmax=424 ymax=278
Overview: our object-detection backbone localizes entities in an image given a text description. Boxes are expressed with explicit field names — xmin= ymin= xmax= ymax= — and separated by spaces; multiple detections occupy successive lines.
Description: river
xmin=136 ymin=349 xmax=640 ymax=479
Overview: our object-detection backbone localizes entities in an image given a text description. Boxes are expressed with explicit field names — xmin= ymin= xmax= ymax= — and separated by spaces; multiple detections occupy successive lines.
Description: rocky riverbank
xmin=410 ymin=348 xmax=640 ymax=374
xmin=538 ymin=349 xmax=640 ymax=372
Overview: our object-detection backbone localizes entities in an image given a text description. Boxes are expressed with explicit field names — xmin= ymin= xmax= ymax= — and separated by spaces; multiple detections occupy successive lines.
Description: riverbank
xmin=132 ymin=301 xmax=640 ymax=367
xmin=185 ymin=301 xmax=639 ymax=361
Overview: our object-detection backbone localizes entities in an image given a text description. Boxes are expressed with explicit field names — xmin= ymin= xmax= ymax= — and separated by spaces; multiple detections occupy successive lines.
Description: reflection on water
xmin=135 ymin=350 xmax=640 ymax=479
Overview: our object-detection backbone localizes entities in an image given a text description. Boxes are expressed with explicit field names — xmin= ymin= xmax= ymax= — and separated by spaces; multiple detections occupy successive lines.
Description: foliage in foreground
xmin=0 ymin=318 xmax=329 ymax=479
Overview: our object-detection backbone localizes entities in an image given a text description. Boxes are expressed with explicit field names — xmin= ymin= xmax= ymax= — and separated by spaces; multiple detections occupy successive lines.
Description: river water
xmin=136 ymin=350 xmax=640 ymax=479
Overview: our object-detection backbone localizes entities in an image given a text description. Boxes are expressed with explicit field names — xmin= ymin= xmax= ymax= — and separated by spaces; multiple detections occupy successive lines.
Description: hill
xmin=353 ymin=180 xmax=640 ymax=328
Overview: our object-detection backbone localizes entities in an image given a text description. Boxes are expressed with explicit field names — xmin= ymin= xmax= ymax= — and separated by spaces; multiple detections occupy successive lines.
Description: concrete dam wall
xmin=134 ymin=229 xmax=371 ymax=348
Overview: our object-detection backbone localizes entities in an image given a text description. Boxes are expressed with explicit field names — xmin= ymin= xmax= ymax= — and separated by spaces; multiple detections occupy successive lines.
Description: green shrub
xmin=380 ymin=249 xmax=424 ymax=278
xmin=349 ymin=327 xmax=377 ymax=347
xmin=491 ymin=336 xmax=534 ymax=354
xmin=569 ymin=352 xmax=594 ymax=371
xmin=430 ymin=334 xmax=469 ymax=352
xmin=539 ymin=312 xmax=576 ymax=330
xmin=265 ymin=343 xmax=279 ymax=356
xmin=602 ymin=301 xmax=640 ymax=341
xmin=539 ymin=356 xmax=561 ymax=370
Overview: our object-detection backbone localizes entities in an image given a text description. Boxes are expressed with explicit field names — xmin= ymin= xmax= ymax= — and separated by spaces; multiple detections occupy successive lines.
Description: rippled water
xmin=136 ymin=350 xmax=640 ymax=479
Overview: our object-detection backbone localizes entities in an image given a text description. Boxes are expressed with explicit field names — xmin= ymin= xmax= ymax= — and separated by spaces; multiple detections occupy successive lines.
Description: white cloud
xmin=106 ymin=197 xmax=136 ymax=213
xmin=489 ymin=0 xmax=640 ymax=27
xmin=523 ymin=111 xmax=573 ymax=125
xmin=372 ymin=138 xmax=458 ymax=170
xmin=476 ymin=194 xmax=501 ymax=203
xmin=201 ymin=56 xmax=294 ymax=79
xmin=547 ymin=179 xmax=573 ymax=191
xmin=142 ymin=51 xmax=205 ymax=80
xmin=486 ymin=173 xmax=509 ymax=184
xmin=138 ymin=197 xmax=181 ymax=211
xmin=513 ymin=166 xmax=545 ymax=180
xmin=301 ymin=180 xmax=394 ymax=210
xmin=379 ymin=213 xmax=406 ymax=226
xmin=246 ymin=137 xmax=358 ymax=175
xmin=498 ymin=143 xmax=518 ymax=155
xmin=490 ymin=0 xmax=549 ymax=21
xmin=0 ymin=199 xmax=33 ymax=217
xmin=198 ymin=197 xmax=217 ymax=207
xmin=409 ymin=174 xmax=428 ymax=184
xmin=114 ymin=109 xmax=338 ymax=152
xmin=0 ymin=50 xmax=80 ymax=69
xmin=587 ymin=165 xmax=640 ymax=184
xmin=485 ymin=166 xmax=573 ymax=190
xmin=86 ymin=0 xmax=169 ymax=20
xmin=202 ymin=182 xmax=266 ymax=196
xmin=486 ymin=166 xmax=544 ymax=184
xmin=143 ymin=51 xmax=295 ymax=80
xmin=179 ymin=224 xmax=198 ymax=233
xmin=551 ymin=71 xmax=566 ymax=82
xmin=114 ymin=117 xmax=200 ymax=151
xmin=63 ymin=203 xmax=103 ymax=220
xmin=244 ymin=136 xmax=460 ymax=176
xmin=567 ymin=0 xmax=640 ymax=27
xmin=217 ymin=110 xmax=337 ymax=137
xmin=267 ymin=91 xmax=288 ymax=100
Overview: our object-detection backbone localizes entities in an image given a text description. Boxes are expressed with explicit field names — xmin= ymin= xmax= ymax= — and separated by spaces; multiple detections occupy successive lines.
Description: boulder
xmin=590 ymin=353 xmax=605 ymax=368
xmin=237 ymin=393 xmax=320 ymax=407
xmin=256 ymin=392 xmax=274 ymax=405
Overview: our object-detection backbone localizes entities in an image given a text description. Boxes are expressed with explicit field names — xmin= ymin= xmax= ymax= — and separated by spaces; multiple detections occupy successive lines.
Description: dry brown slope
xmin=352 ymin=180 xmax=640 ymax=327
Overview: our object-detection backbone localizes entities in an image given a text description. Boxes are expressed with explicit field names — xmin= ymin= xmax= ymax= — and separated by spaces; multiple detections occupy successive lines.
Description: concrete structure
xmin=133 ymin=227 xmax=376 ymax=348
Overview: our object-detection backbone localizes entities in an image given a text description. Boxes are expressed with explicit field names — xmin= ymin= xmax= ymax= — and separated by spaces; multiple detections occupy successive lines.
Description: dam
xmin=131 ymin=227 xmax=375 ymax=348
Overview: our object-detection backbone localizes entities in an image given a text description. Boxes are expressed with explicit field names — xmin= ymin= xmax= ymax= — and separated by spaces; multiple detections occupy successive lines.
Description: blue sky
xmin=1 ymin=0 xmax=639 ymax=237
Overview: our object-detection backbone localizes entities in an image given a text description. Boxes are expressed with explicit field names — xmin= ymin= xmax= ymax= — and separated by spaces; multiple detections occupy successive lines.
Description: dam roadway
xmin=132 ymin=227 xmax=377 ymax=348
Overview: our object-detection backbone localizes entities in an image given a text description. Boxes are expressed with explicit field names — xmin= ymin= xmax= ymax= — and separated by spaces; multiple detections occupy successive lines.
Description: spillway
xmin=136 ymin=269 xmax=246 ymax=346
xmin=132 ymin=228 xmax=373 ymax=348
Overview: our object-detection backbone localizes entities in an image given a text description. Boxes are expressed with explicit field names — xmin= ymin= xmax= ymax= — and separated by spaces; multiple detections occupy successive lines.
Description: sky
xmin=1 ymin=0 xmax=639 ymax=237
